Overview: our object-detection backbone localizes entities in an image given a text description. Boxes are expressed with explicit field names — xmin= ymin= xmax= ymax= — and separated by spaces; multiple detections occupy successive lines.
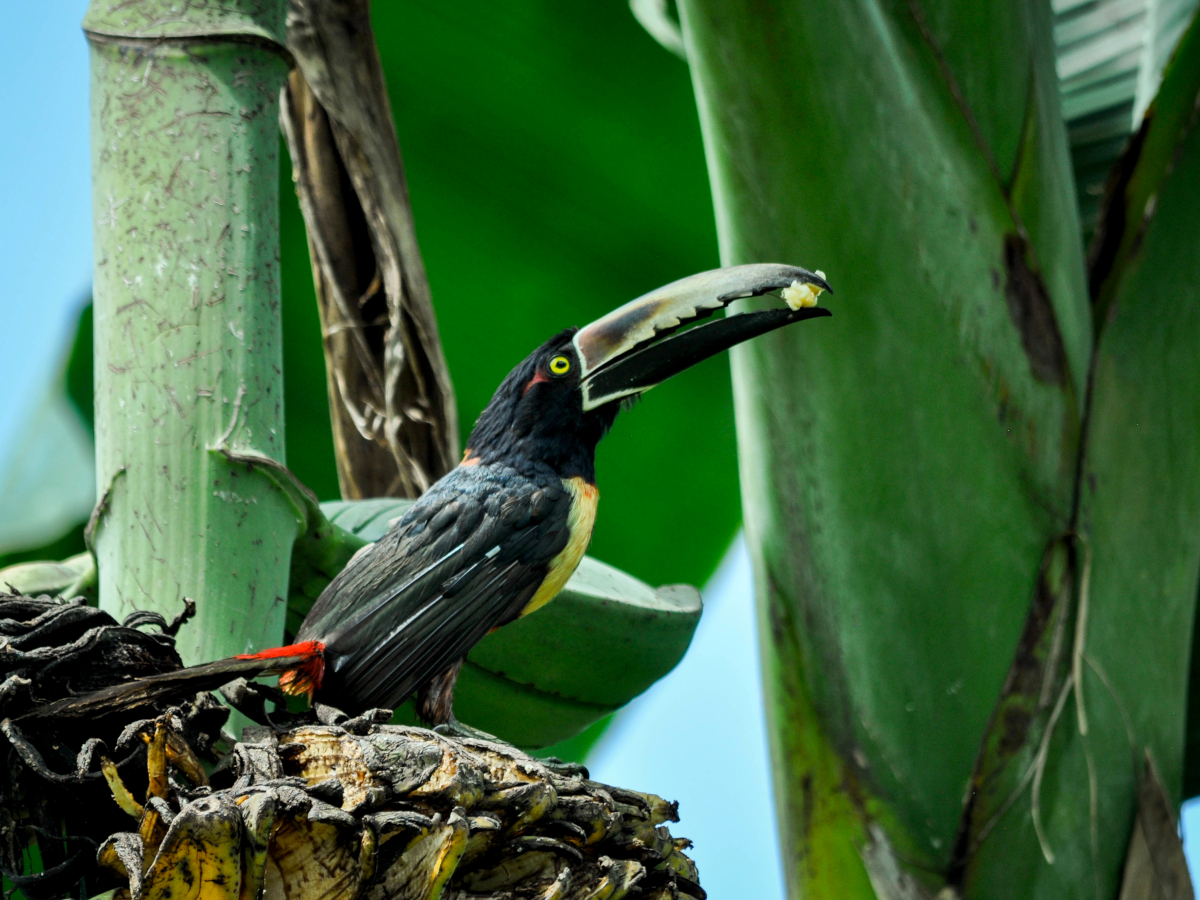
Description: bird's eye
xmin=548 ymin=355 xmax=571 ymax=376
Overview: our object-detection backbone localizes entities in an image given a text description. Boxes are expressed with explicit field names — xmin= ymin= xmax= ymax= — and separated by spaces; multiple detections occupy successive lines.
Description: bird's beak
xmin=574 ymin=264 xmax=832 ymax=411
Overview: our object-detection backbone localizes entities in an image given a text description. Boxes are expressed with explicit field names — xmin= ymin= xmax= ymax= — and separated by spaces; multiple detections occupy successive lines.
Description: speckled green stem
xmin=86 ymin=0 xmax=294 ymax=665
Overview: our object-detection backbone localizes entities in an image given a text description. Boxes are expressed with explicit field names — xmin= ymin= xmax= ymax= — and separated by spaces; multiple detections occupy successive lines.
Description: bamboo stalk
xmin=85 ymin=0 xmax=294 ymax=666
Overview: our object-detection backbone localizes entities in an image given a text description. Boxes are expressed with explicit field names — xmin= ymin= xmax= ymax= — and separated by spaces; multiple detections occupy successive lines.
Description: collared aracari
xmin=27 ymin=265 xmax=830 ymax=728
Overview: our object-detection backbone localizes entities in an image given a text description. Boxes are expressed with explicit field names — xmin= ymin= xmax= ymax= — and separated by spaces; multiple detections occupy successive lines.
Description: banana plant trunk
xmin=677 ymin=1 xmax=1200 ymax=898
xmin=85 ymin=1 xmax=295 ymax=665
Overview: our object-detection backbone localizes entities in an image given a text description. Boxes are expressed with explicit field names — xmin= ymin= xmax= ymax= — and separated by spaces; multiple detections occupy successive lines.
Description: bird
xmin=23 ymin=264 xmax=830 ymax=729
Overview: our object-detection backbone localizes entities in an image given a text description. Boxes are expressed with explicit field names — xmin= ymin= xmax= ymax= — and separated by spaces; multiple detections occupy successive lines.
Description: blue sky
xmin=0 ymin=2 xmax=92 ymax=442
xmin=2 ymin=5 xmax=1198 ymax=896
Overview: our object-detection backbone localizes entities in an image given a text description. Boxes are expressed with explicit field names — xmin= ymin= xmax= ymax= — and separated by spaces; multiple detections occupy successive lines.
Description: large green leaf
xmin=315 ymin=499 xmax=702 ymax=749
xmin=1053 ymin=0 xmax=1200 ymax=232
xmin=0 ymin=307 xmax=94 ymax=564
xmin=962 ymin=16 xmax=1200 ymax=898
xmin=676 ymin=0 xmax=1200 ymax=895
xmin=676 ymin=0 xmax=1090 ymax=893
xmin=0 ymin=552 xmax=95 ymax=601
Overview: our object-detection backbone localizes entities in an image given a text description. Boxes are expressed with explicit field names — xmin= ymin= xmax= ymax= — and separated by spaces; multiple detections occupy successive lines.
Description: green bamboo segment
xmin=85 ymin=0 xmax=293 ymax=665
xmin=677 ymin=0 xmax=1088 ymax=891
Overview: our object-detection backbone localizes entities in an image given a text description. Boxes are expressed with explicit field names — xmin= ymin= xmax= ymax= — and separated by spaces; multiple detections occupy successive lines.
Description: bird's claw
xmin=434 ymin=715 xmax=502 ymax=743
xmin=538 ymin=755 xmax=589 ymax=779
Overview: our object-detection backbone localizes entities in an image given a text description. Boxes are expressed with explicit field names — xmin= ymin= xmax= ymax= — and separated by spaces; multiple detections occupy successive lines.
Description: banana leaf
xmin=675 ymin=0 xmax=1200 ymax=895
xmin=679 ymin=1 xmax=1086 ymax=891
xmin=0 ymin=552 xmax=95 ymax=601
xmin=0 ymin=318 xmax=94 ymax=564
xmin=966 ymin=17 xmax=1200 ymax=897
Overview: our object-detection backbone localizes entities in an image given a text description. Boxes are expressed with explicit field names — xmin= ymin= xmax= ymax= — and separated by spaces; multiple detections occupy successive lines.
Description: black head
xmin=464 ymin=328 xmax=620 ymax=482
xmin=463 ymin=264 xmax=833 ymax=483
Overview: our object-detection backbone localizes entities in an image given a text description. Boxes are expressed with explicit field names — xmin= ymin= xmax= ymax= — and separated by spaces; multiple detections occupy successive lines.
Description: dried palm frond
xmin=0 ymin=594 xmax=226 ymax=899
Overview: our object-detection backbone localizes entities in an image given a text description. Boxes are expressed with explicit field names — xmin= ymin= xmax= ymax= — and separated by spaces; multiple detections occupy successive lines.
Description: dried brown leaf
xmin=282 ymin=0 xmax=458 ymax=498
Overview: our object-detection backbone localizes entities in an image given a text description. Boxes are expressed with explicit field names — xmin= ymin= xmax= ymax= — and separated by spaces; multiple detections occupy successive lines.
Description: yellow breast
xmin=521 ymin=477 xmax=599 ymax=617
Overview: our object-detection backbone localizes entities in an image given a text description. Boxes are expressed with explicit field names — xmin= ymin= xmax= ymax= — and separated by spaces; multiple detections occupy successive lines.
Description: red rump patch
xmin=237 ymin=641 xmax=325 ymax=701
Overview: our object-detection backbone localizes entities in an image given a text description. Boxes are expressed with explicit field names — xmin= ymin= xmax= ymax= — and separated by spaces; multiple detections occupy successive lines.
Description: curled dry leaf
xmin=0 ymin=593 xmax=228 ymax=900
xmin=282 ymin=0 xmax=459 ymax=499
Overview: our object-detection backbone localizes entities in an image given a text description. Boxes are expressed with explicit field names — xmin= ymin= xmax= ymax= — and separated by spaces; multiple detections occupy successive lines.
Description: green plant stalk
xmin=85 ymin=1 xmax=294 ymax=665
xmin=676 ymin=0 xmax=1088 ymax=894
xmin=963 ymin=19 xmax=1200 ymax=896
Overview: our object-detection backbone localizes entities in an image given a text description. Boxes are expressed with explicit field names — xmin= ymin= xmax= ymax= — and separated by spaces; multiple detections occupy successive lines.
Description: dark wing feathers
xmin=297 ymin=465 xmax=573 ymax=711
xmin=345 ymin=555 xmax=528 ymax=707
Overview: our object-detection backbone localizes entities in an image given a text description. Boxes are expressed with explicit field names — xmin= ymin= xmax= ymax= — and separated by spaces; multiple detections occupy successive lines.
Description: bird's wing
xmin=297 ymin=465 xmax=573 ymax=711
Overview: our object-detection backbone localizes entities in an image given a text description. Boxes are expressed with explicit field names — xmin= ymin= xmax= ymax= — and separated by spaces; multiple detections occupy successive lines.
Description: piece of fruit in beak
xmin=782 ymin=270 xmax=827 ymax=310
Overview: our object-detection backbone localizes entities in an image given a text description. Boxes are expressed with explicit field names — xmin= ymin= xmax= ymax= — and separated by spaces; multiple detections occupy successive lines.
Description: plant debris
xmin=99 ymin=715 xmax=704 ymax=900
xmin=0 ymin=594 xmax=703 ymax=900
xmin=0 ymin=593 xmax=226 ymax=899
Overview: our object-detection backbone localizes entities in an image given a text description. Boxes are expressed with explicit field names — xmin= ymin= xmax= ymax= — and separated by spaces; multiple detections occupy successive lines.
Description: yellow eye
xmin=549 ymin=355 xmax=571 ymax=376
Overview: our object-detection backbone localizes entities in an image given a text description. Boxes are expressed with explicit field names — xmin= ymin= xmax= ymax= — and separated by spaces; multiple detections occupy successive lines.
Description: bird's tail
xmin=19 ymin=641 xmax=326 ymax=722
